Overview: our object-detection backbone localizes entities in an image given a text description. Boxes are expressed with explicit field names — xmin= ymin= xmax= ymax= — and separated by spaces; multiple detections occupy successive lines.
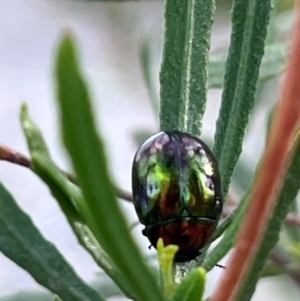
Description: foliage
xmin=1 ymin=0 xmax=300 ymax=301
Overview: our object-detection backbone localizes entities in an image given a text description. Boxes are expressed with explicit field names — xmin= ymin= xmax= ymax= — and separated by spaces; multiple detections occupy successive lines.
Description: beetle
xmin=132 ymin=131 xmax=222 ymax=262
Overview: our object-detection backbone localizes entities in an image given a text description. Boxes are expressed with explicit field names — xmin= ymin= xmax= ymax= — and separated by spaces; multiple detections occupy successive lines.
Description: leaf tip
xmin=56 ymin=30 xmax=77 ymax=69
xmin=20 ymin=102 xmax=29 ymax=123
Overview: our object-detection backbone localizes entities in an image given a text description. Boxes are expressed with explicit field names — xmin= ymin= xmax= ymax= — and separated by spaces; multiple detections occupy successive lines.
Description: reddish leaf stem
xmin=211 ymin=3 xmax=300 ymax=301
xmin=0 ymin=145 xmax=30 ymax=168
xmin=0 ymin=144 xmax=132 ymax=202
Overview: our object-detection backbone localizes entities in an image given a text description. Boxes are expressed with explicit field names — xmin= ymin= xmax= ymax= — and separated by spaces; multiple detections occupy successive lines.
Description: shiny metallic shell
xmin=132 ymin=131 xmax=222 ymax=262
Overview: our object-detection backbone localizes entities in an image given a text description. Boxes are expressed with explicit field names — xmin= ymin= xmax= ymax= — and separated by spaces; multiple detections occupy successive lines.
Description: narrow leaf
xmin=202 ymin=194 xmax=249 ymax=271
xmin=172 ymin=268 xmax=206 ymax=301
xmin=140 ymin=38 xmax=159 ymax=117
xmin=211 ymin=5 xmax=300 ymax=299
xmin=208 ymin=44 xmax=287 ymax=88
xmin=20 ymin=105 xmax=139 ymax=300
xmin=0 ymin=182 xmax=104 ymax=301
xmin=213 ymin=0 xmax=272 ymax=198
xmin=160 ymin=0 xmax=215 ymax=136
xmin=234 ymin=140 xmax=300 ymax=300
xmin=55 ymin=33 xmax=163 ymax=301
xmin=157 ymin=238 xmax=179 ymax=296
xmin=0 ymin=291 xmax=51 ymax=301
xmin=21 ymin=104 xmax=92 ymax=238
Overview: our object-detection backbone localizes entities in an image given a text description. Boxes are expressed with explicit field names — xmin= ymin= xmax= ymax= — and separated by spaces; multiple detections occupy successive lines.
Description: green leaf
xmin=172 ymin=268 xmax=206 ymax=301
xmin=259 ymin=258 xmax=288 ymax=278
xmin=208 ymin=44 xmax=287 ymax=89
xmin=20 ymin=105 xmax=139 ymax=300
xmin=231 ymin=159 xmax=254 ymax=194
xmin=160 ymin=0 xmax=215 ymax=136
xmin=0 ymin=182 xmax=104 ymax=301
xmin=202 ymin=194 xmax=249 ymax=271
xmin=265 ymin=0 xmax=281 ymax=44
xmin=0 ymin=276 xmax=126 ymax=301
xmin=140 ymin=38 xmax=159 ymax=118
xmin=0 ymin=291 xmax=52 ymax=301
xmin=283 ymin=201 xmax=300 ymax=243
xmin=207 ymin=53 xmax=227 ymax=89
xmin=213 ymin=0 xmax=272 ymax=198
xmin=55 ymin=33 xmax=164 ymax=301
xmin=211 ymin=213 xmax=234 ymax=241
xmin=21 ymin=104 xmax=89 ymax=219
xmin=157 ymin=238 xmax=179 ymax=296
xmin=258 ymin=44 xmax=287 ymax=81
xmin=234 ymin=140 xmax=300 ymax=301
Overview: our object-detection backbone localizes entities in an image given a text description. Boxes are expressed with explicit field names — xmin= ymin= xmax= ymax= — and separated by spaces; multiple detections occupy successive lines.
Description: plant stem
xmin=0 ymin=144 xmax=132 ymax=202
xmin=211 ymin=3 xmax=300 ymax=300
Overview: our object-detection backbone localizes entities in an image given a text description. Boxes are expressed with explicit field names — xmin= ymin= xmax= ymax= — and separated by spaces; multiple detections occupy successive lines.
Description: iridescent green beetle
xmin=132 ymin=131 xmax=222 ymax=262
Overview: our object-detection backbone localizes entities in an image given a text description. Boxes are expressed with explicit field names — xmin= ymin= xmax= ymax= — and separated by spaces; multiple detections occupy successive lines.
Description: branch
xmin=0 ymin=145 xmax=30 ymax=168
xmin=0 ymin=144 xmax=132 ymax=202
xmin=211 ymin=2 xmax=300 ymax=299
xmin=2 ymin=143 xmax=298 ymax=228
xmin=222 ymin=201 xmax=300 ymax=230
